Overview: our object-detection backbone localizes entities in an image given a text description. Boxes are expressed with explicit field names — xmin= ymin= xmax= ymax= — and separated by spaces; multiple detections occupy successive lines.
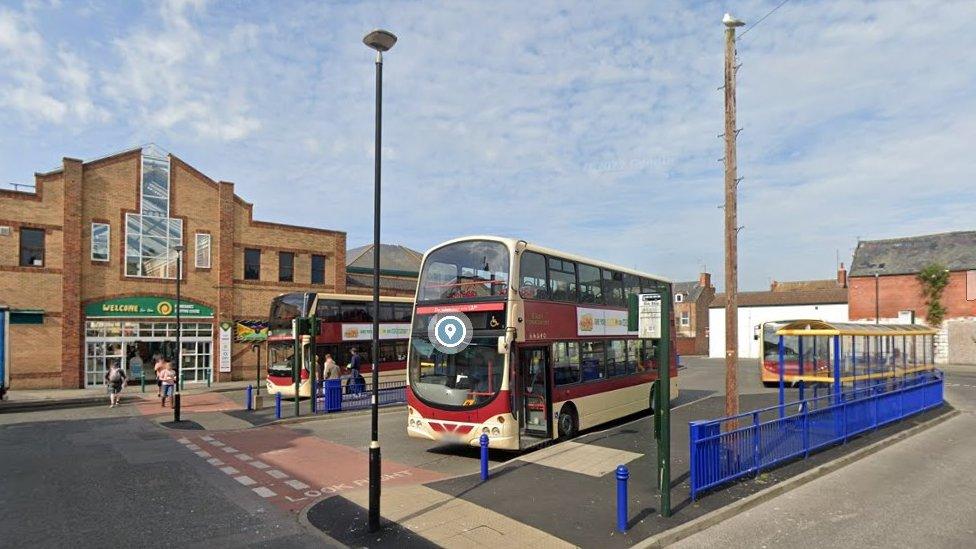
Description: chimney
xmin=837 ymin=262 xmax=847 ymax=288
xmin=699 ymin=272 xmax=711 ymax=288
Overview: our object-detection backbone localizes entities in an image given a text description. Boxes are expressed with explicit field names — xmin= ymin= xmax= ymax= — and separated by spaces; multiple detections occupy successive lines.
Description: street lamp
xmin=363 ymin=27 xmax=396 ymax=534
xmin=174 ymin=244 xmax=184 ymax=422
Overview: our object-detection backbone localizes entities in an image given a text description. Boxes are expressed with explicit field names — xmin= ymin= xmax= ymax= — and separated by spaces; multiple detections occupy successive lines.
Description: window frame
xmin=311 ymin=254 xmax=326 ymax=284
xmin=519 ymin=251 xmax=550 ymax=300
xmin=18 ymin=227 xmax=45 ymax=267
xmin=194 ymin=233 xmax=211 ymax=269
xmin=278 ymin=251 xmax=295 ymax=282
xmin=577 ymin=263 xmax=603 ymax=304
xmin=547 ymin=256 xmax=578 ymax=302
xmin=244 ymin=248 xmax=261 ymax=280
xmin=680 ymin=310 xmax=691 ymax=326
xmin=91 ymin=223 xmax=110 ymax=262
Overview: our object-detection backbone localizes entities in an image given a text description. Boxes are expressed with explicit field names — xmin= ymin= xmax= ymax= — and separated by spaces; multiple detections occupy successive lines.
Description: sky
xmin=1 ymin=0 xmax=974 ymax=291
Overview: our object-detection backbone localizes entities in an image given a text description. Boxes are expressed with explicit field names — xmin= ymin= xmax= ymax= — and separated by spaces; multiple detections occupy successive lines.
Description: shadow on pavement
xmin=306 ymin=495 xmax=440 ymax=549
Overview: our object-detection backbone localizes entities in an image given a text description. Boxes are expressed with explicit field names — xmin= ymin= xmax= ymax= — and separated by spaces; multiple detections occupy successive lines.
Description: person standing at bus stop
xmin=323 ymin=354 xmax=340 ymax=380
xmin=104 ymin=360 xmax=126 ymax=408
xmin=159 ymin=359 xmax=177 ymax=408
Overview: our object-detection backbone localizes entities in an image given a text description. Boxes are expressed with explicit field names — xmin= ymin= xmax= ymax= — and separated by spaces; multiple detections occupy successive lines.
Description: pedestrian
xmin=159 ymin=359 xmax=177 ymax=408
xmin=104 ymin=360 xmax=126 ymax=408
xmin=323 ymin=354 xmax=340 ymax=380
xmin=153 ymin=354 xmax=166 ymax=397
xmin=349 ymin=347 xmax=363 ymax=374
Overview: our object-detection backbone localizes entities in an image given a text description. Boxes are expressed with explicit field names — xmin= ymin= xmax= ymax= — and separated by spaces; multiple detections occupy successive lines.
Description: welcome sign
xmin=84 ymin=297 xmax=214 ymax=318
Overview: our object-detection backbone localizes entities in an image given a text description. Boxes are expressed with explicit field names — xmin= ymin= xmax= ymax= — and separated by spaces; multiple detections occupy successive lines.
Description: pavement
xmin=1 ymin=358 xmax=966 ymax=548
xmin=0 ymin=379 xmax=255 ymax=412
xmin=669 ymin=368 xmax=976 ymax=548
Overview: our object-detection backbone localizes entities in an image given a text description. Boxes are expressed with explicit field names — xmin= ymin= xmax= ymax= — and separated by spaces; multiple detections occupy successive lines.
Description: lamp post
xmin=251 ymin=342 xmax=261 ymax=395
xmin=363 ymin=27 xmax=396 ymax=534
xmin=174 ymin=244 xmax=184 ymax=422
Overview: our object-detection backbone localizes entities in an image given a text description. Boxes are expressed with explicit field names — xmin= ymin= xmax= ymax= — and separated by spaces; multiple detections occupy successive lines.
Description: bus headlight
xmin=491 ymin=427 xmax=500 ymax=436
xmin=482 ymin=427 xmax=489 ymax=434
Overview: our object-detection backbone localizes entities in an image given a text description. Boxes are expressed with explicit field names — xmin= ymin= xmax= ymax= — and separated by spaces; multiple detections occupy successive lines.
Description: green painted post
xmin=656 ymin=284 xmax=672 ymax=518
xmin=308 ymin=315 xmax=317 ymax=414
xmin=140 ymin=369 xmax=145 ymax=393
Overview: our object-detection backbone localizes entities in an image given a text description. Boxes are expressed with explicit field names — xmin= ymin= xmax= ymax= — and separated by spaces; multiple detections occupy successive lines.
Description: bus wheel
xmin=557 ymin=404 xmax=578 ymax=438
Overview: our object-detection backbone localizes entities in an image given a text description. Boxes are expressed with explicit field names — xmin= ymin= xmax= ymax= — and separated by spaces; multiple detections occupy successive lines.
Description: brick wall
xmin=849 ymin=272 xmax=976 ymax=322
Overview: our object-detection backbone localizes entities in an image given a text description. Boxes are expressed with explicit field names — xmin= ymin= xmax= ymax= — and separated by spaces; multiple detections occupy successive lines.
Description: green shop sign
xmin=85 ymin=297 xmax=214 ymax=318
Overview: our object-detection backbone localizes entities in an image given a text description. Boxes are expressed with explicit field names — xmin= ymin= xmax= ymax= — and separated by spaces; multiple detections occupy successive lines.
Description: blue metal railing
xmin=314 ymin=379 xmax=407 ymax=413
xmin=690 ymin=370 xmax=944 ymax=500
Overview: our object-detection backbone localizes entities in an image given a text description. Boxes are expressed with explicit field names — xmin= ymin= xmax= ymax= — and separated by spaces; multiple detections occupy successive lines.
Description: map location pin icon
xmin=444 ymin=324 xmax=457 ymax=339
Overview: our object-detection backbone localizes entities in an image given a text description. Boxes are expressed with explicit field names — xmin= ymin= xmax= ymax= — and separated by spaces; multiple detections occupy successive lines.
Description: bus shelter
xmin=774 ymin=320 xmax=937 ymax=408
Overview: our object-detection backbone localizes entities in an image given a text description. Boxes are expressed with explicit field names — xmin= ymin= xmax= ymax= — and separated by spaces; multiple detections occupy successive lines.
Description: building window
xmin=19 ymin=227 xmax=45 ymax=267
xmin=91 ymin=223 xmax=110 ymax=262
xmin=195 ymin=234 xmax=211 ymax=268
xmin=680 ymin=310 xmax=690 ymax=326
xmin=141 ymin=149 xmax=170 ymax=217
xmin=244 ymin=248 xmax=261 ymax=280
xmin=124 ymin=214 xmax=182 ymax=278
xmin=675 ymin=293 xmax=684 ymax=303
xmin=311 ymin=254 xmax=326 ymax=284
xmin=279 ymin=252 xmax=294 ymax=282
xmin=125 ymin=149 xmax=182 ymax=279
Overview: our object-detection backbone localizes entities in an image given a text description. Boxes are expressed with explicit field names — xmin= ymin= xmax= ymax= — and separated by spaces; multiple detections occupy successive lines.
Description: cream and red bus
xmin=266 ymin=292 xmax=413 ymax=398
xmin=406 ymin=236 xmax=678 ymax=451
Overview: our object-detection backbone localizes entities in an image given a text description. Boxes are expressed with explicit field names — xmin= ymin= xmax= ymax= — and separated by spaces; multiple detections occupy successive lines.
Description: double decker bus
xmin=406 ymin=236 xmax=678 ymax=451
xmin=267 ymin=292 xmax=413 ymax=397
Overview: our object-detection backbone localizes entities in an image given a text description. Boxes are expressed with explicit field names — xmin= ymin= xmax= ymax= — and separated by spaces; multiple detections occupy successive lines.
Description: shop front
xmin=83 ymin=297 xmax=215 ymax=387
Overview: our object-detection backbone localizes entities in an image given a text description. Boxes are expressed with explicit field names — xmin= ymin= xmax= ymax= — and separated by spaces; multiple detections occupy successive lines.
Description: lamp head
xmin=723 ymin=13 xmax=745 ymax=28
xmin=174 ymin=245 xmax=185 ymax=253
xmin=363 ymin=29 xmax=397 ymax=52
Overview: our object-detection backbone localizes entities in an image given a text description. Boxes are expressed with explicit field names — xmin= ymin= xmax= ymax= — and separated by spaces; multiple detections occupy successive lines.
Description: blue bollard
xmin=616 ymin=465 xmax=629 ymax=533
xmin=480 ymin=434 xmax=489 ymax=481
xmin=246 ymin=385 xmax=253 ymax=411
xmin=275 ymin=392 xmax=282 ymax=419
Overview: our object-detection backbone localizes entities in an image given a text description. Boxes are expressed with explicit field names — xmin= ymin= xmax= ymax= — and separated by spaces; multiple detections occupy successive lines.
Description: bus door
xmin=518 ymin=347 xmax=551 ymax=438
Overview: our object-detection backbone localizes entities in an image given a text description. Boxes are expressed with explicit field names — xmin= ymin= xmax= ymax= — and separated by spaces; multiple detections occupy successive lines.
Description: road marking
xmin=250 ymin=461 xmax=269 ymax=469
xmin=220 ymin=466 xmax=240 ymax=475
xmin=177 ymin=438 xmax=190 ymax=444
xmin=201 ymin=435 xmax=214 ymax=441
xmin=235 ymin=453 xmax=253 ymax=461
xmin=194 ymin=451 xmax=211 ymax=458
xmin=222 ymin=446 xmax=239 ymax=453
xmin=209 ymin=441 xmax=226 ymax=447
xmin=517 ymin=441 xmax=642 ymax=477
xmin=285 ymin=479 xmax=310 ymax=490
xmin=207 ymin=458 xmax=224 ymax=466
xmin=252 ymin=487 xmax=276 ymax=498
xmin=266 ymin=469 xmax=288 ymax=479
xmin=234 ymin=475 xmax=257 ymax=486
xmin=186 ymin=444 xmax=200 ymax=451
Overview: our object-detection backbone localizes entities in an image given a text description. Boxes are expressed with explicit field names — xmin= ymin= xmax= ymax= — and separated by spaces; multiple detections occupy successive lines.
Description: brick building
xmin=849 ymin=231 xmax=976 ymax=364
xmin=0 ymin=145 xmax=347 ymax=389
xmin=673 ymin=272 xmax=715 ymax=356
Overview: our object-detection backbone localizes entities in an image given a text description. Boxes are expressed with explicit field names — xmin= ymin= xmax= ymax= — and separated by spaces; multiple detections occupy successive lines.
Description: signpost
xmin=629 ymin=287 xmax=672 ymax=518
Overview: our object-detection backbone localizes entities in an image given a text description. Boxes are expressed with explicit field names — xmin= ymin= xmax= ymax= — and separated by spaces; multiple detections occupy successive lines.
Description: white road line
xmin=250 ymin=461 xmax=269 ymax=469
xmin=201 ymin=435 xmax=214 ymax=441
xmin=266 ymin=469 xmax=288 ymax=480
xmin=234 ymin=476 xmax=257 ymax=486
xmin=252 ymin=487 xmax=276 ymax=498
xmin=207 ymin=458 xmax=224 ymax=466
xmin=177 ymin=438 xmax=190 ymax=444
xmin=235 ymin=453 xmax=253 ymax=461
xmin=222 ymin=446 xmax=239 ymax=453
xmin=209 ymin=441 xmax=226 ymax=447
xmin=186 ymin=444 xmax=201 ymax=451
xmin=220 ymin=466 xmax=240 ymax=475
xmin=284 ymin=479 xmax=310 ymax=490
xmin=194 ymin=451 xmax=211 ymax=458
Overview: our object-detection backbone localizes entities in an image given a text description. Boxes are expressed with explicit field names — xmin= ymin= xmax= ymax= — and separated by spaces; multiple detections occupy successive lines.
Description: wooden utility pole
xmin=723 ymin=13 xmax=744 ymax=419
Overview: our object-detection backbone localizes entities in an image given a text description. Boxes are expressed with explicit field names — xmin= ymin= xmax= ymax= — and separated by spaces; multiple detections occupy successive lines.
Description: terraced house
xmin=0 ymin=145 xmax=346 ymax=390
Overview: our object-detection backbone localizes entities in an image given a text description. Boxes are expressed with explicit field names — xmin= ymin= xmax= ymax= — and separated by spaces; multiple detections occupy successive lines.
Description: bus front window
xmin=268 ymin=342 xmax=296 ymax=377
xmin=418 ymin=240 xmax=510 ymax=301
xmin=409 ymin=336 xmax=504 ymax=409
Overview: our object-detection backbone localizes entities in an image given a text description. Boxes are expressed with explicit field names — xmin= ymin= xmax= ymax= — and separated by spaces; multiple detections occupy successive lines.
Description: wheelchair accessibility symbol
xmin=429 ymin=313 xmax=473 ymax=354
